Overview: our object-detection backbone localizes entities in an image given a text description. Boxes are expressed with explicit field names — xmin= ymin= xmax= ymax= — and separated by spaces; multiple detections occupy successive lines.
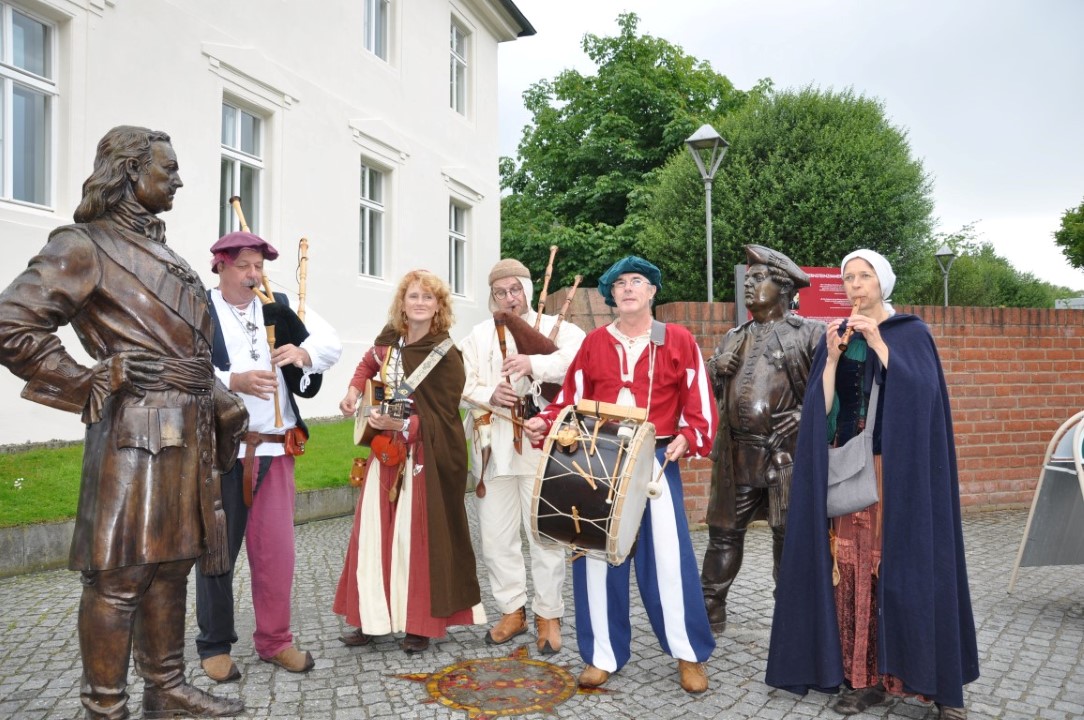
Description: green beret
xmin=598 ymin=256 xmax=663 ymax=307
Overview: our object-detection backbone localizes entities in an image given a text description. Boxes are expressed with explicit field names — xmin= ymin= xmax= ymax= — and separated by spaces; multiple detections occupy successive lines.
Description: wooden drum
xmin=531 ymin=401 xmax=656 ymax=565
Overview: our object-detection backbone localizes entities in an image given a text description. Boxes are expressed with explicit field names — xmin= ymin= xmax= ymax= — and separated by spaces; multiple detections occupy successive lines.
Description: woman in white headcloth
xmin=766 ymin=249 xmax=979 ymax=719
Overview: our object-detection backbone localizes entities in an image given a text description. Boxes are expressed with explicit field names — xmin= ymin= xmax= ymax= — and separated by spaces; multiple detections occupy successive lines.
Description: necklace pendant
xmin=250 ymin=349 xmax=260 ymax=361
xmin=245 ymin=321 xmax=258 ymax=332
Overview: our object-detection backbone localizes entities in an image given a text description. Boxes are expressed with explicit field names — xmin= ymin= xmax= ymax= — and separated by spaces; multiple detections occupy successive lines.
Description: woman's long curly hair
xmin=388 ymin=269 xmax=455 ymax=336
xmin=74 ymin=126 xmax=171 ymax=223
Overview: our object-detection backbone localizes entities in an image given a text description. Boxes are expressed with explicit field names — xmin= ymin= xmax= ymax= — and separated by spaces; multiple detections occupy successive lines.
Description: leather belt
xmin=242 ymin=432 xmax=285 ymax=507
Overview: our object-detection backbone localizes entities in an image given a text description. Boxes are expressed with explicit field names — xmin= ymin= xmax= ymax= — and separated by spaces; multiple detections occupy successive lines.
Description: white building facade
xmin=0 ymin=0 xmax=533 ymax=443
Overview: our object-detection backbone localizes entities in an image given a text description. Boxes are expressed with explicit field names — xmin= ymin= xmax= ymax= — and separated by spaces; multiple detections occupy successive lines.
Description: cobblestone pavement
xmin=1 ymin=507 xmax=1081 ymax=719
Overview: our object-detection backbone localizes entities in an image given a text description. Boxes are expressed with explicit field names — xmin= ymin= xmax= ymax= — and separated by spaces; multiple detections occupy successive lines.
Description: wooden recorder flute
xmin=838 ymin=298 xmax=861 ymax=351
xmin=251 ymin=277 xmax=285 ymax=428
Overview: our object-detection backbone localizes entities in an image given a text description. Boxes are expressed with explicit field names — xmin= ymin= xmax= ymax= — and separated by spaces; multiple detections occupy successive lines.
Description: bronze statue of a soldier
xmin=700 ymin=245 xmax=825 ymax=633
xmin=0 ymin=126 xmax=246 ymax=718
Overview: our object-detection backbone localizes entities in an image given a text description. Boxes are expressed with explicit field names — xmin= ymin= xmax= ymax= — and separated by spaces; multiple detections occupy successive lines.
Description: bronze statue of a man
xmin=700 ymin=245 xmax=825 ymax=633
xmin=0 ymin=127 xmax=246 ymax=719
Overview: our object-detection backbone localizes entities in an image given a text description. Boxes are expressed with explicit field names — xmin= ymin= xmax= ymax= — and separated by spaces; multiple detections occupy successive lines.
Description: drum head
xmin=610 ymin=422 xmax=655 ymax=563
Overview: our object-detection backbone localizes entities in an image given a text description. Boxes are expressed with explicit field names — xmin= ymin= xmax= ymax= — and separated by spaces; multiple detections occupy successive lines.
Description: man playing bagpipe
xmin=195 ymin=231 xmax=341 ymax=681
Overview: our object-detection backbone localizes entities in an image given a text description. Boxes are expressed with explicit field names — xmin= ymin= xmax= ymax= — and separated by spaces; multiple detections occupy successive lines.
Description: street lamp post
xmin=935 ymin=244 xmax=957 ymax=308
xmin=685 ymin=124 xmax=729 ymax=303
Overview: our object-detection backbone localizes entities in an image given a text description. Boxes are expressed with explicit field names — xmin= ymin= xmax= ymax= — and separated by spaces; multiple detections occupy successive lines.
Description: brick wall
xmin=658 ymin=301 xmax=1084 ymax=522
xmin=548 ymin=285 xmax=1084 ymax=523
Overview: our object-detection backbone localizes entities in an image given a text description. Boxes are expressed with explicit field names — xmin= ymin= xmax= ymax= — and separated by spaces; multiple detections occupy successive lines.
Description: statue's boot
xmin=771 ymin=524 xmax=786 ymax=597
xmin=700 ymin=525 xmax=747 ymax=633
xmin=78 ymin=568 xmax=137 ymax=720
xmin=134 ymin=559 xmax=245 ymax=718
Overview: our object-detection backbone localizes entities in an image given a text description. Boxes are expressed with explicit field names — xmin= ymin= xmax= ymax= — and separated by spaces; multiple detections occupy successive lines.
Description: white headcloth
xmin=841 ymin=248 xmax=896 ymax=315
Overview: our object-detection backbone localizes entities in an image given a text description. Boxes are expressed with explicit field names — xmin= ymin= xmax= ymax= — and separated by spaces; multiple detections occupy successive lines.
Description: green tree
xmin=501 ymin=12 xmax=751 ymax=286
xmin=1053 ymin=196 xmax=1084 ymax=269
xmin=906 ymin=225 xmax=1074 ymax=308
xmin=632 ymin=86 xmax=935 ymax=302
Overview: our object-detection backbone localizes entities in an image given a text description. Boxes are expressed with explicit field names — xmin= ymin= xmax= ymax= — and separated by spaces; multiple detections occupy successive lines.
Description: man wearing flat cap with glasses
xmin=460 ymin=258 xmax=585 ymax=655
xmin=194 ymin=231 xmax=341 ymax=682
xmin=524 ymin=255 xmax=717 ymax=694
xmin=700 ymin=244 xmax=825 ymax=634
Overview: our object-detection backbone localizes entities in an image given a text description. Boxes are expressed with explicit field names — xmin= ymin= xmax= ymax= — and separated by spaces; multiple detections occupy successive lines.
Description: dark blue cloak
xmin=764 ymin=313 xmax=979 ymax=707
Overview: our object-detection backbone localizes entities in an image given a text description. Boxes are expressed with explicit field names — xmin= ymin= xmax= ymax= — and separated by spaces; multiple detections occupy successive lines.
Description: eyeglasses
xmin=612 ymin=277 xmax=650 ymax=290
xmin=492 ymin=285 xmax=524 ymax=300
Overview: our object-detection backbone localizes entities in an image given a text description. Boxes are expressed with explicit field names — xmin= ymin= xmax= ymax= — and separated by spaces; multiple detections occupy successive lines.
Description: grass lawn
xmin=0 ymin=419 xmax=364 ymax=528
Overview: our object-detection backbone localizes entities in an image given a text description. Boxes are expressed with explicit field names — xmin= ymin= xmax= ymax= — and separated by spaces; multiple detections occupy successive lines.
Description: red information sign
xmin=795 ymin=266 xmax=852 ymax=322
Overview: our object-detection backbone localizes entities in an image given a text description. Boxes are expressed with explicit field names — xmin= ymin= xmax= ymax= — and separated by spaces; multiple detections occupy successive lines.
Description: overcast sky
xmin=498 ymin=0 xmax=1084 ymax=291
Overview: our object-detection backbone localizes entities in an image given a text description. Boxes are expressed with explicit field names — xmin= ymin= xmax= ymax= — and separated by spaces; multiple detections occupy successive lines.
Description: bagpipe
xmin=470 ymin=246 xmax=582 ymax=496
xmin=228 ymin=196 xmax=323 ymax=429
xmin=494 ymin=245 xmax=584 ymax=406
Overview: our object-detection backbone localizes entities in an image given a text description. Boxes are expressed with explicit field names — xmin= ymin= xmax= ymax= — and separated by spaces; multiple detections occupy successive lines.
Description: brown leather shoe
xmin=484 ymin=606 xmax=528 ymax=645
xmin=678 ymin=659 xmax=708 ymax=693
xmin=578 ymin=665 xmax=611 ymax=688
xmin=200 ymin=653 xmax=241 ymax=683
xmin=937 ymin=703 xmax=968 ymax=719
xmin=535 ymin=615 xmax=562 ymax=654
xmin=261 ymin=646 xmax=315 ymax=673
xmin=401 ymin=633 xmax=430 ymax=654
xmin=339 ymin=629 xmax=374 ymax=647
xmin=143 ymin=683 xmax=244 ymax=717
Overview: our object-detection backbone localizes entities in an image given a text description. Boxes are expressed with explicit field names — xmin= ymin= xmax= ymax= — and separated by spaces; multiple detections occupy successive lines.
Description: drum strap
xmin=644 ymin=320 xmax=666 ymax=419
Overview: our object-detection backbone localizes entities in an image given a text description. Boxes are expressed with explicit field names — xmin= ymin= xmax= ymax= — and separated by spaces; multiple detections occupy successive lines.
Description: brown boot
xmin=535 ymin=615 xmax=562 ymax=655
xmin=484 ymin=607 xmax=528 ymax=645
xmin=261 ymin=646 xmax=315 ymax=673
xmin=677 ymin=659 xmax=708 ymax=693
xmin=143 ymin=683 xmax=244 ymax=718
xmin=578 ymin=665 xmax=611 ymax=688
xmin=200 ymin=654 xmax=241 ymax=683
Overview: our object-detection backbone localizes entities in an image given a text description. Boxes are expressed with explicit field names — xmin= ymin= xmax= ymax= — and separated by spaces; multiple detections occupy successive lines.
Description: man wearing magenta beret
xmin=194 ymin=230 xmax=341 ymax=682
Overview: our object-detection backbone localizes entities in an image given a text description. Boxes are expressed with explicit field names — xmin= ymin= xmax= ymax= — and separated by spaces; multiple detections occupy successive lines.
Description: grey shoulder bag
xmin=826 ymin=381 xmax=880 ymax=518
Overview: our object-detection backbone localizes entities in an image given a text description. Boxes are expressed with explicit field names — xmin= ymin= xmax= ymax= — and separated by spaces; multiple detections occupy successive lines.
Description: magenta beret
xmin=209 ymin=231 xmax=279 ymax=273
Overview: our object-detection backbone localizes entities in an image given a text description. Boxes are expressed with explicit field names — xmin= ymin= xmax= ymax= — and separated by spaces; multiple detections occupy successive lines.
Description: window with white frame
xmin=448 ymin=202 xmax=467 ymax=294
xmin=363 ymin=0 xmax=389 ymax=60
xmin=0 ymin=3 xmax=55 ymax=206
xmin=219 ymin=102 xmax=264 ymax=235
xmin=449 ymin=20 xmax=468 ymax=115
xmin=359 ymin=162 xmax=384 ymax=277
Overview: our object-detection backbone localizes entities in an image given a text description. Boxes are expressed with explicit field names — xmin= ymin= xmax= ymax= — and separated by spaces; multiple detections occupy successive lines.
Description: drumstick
xmin=645 ymin=457 xmax=671 ymax=500
xmin=570 ymin=461 xmax=598 ymax=491
xmin=654 ymin=457 xmax=671 ymax=484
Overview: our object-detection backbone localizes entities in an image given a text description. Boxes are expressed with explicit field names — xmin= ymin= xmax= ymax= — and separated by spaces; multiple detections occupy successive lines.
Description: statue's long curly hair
xmin=388 ymin=270 xmax=455 ymax=336
xmin=73 ymin=126 xmax=171 ymax=223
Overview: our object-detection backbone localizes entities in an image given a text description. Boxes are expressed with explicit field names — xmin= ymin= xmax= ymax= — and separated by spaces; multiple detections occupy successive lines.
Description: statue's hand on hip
xmin=98 ymin=352 xmax=164 ymax=398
